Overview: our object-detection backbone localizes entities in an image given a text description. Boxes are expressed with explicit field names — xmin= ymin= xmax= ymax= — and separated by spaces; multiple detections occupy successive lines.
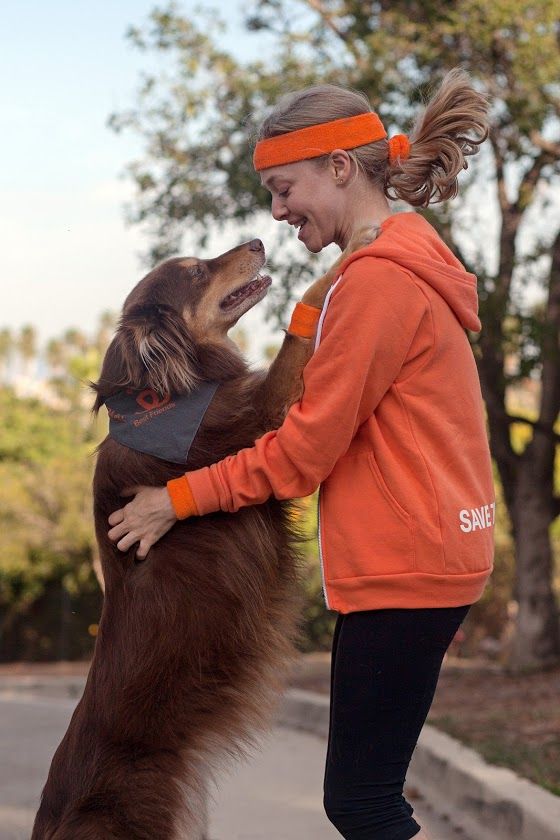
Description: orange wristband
xmin=167 ymin=474 xmax=199 ymax=520
xmin=287 ymin=301 xmax=322 ymax=339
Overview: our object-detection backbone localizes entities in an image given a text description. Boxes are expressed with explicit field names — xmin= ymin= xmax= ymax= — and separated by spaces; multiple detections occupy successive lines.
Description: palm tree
xmin=0 ymin=327 xmax=13 ymax=383
xmin=18 ymin=325 xmax=37 ymax=379
xmin=45 ymin=338 xmax=66 ymax=377
xmin=63 ymin=328 xmax=89 ymax=354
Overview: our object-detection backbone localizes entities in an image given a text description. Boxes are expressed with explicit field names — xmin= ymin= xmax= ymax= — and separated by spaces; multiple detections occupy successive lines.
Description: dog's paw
xmin=346 ymin=224 xmax=382 ymax=255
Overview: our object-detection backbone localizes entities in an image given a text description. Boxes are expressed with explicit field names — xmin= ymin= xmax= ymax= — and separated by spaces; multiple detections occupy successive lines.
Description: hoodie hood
xmin=338 ymin=211 xmax=481 ymax=332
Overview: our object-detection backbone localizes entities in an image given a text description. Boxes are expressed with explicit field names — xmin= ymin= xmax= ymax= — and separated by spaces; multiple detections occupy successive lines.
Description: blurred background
xmin=1 ymin=0 xmax=559 ymax=798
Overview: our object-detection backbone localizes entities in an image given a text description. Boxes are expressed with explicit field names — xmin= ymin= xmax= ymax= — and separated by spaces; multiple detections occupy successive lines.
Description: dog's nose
xmin=248 ymin=239 xmax=264 ymax=252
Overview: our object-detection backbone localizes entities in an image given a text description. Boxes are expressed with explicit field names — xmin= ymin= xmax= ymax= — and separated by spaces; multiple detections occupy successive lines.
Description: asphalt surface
xmin=0 ymin=685 xmax=469 ymax=839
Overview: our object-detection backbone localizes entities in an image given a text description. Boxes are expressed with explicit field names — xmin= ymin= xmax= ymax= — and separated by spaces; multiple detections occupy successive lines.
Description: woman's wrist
xmin=167 ymin=474 xmax=199 ymax=520
xmin=287 ymin=301 xmax=322 ymax=339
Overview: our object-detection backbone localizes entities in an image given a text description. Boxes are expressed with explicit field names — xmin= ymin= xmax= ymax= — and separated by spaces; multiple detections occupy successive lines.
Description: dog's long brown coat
xmin=32 ymin=229 xmax=378 ymax=839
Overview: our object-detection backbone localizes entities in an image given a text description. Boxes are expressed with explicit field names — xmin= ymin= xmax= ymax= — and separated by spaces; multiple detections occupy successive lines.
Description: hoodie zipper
xmin=317 ymin=488 xmax=329 ymax=609
xmin=314 ymin=275 xmax=342 ymax=609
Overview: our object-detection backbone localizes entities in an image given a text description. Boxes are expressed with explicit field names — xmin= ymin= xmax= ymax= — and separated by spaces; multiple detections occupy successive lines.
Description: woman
xmin=108 ymin=68 xmax=494 ymax=839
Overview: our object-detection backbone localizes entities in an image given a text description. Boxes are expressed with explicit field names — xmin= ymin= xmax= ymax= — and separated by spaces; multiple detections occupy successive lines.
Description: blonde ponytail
xmin=386 ymin=68 xmax=490 ymax=206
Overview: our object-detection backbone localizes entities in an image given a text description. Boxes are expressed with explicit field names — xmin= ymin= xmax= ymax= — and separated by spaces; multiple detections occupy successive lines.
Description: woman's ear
xmin=329 ymin=149 xmax=353 ymax=183
xmin=91 ymin=304 xmax=200 ymax=412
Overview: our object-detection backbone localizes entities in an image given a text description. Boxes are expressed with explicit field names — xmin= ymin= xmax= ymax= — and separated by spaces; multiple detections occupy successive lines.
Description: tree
xmin=0 ymin=327 xmax=12 ymax=382
xmin=109 ymin=0 xmax=560 ymax=670
xmin=63 ymin=327 xmax=89 ymax=355
xmin=46 ymin=338 xmax=65 ymax=376
xmin=17 ymin=324 xmax=37 ymax=378
xmin=45 ymin=316 xmax=115 ymax=410
xmin=0 ymin=311 xmax=119 ymax=659
xmin=0 ymin=387 xmax=103 ymax=660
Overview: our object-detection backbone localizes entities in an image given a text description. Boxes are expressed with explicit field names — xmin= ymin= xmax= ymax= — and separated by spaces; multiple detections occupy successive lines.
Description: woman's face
xmin=260 ymin=159 xmax=343 ymax=253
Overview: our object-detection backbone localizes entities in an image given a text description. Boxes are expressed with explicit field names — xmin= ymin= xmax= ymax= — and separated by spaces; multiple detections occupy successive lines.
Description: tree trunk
xmin=509 ymin=455 xmax=560 ymax=671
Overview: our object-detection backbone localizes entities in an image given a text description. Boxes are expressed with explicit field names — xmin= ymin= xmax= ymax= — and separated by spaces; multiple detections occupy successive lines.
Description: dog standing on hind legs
xmin=31 ymin=225 xmax=380 ymax=840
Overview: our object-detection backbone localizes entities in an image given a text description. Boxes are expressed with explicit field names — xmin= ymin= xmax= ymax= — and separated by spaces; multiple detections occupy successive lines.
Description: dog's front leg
xmin=255 ymin=332 xmax=315 ymax=429
xmin=255 ymin=224 xmax=382 ymax=430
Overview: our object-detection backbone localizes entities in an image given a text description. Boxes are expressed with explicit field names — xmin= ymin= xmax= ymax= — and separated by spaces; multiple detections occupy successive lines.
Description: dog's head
xmin=92 ymin=239 xmax=271 ymax=410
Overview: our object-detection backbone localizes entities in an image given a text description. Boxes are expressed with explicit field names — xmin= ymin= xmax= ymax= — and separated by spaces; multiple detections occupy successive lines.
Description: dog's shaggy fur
xmin=32 ymin=231 xmax=377 ymax=839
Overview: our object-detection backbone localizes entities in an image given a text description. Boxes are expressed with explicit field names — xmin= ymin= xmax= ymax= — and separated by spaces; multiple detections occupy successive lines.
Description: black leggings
xmin=323 ymin=604 xmax=471 ymax=839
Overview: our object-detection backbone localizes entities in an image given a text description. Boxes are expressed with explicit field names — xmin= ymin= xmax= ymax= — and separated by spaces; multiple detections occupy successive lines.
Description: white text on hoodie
xmin=459 ymin=502 xmax=496 ymax=533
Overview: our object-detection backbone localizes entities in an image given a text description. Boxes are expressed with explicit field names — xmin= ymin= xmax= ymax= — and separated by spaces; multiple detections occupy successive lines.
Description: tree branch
xmin=304 ymin=0 xmax=348 ymax=41
xmin=538 ymin=227 xmax=560 ymax=429
xmin=530 ymin=131 xmax=560 ymax=159
xmin=301 ymin=0 xmax=365 ymax=65
xmin=513 ymin=149 xmax=551 ymax=216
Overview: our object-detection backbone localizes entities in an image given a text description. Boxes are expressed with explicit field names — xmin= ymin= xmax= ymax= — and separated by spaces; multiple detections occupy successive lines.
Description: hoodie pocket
xmin=367 ymin=453 xmax=411 ymax=524
xmin=366 ymin=453 xmax=416 ymax=573
xmin=322 ymin=452 xmax=416 ymax=580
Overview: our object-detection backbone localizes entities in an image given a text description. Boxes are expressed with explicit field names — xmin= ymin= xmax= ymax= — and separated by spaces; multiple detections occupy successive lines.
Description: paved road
xmin=0 ymin=687 xmax=468 ymax=839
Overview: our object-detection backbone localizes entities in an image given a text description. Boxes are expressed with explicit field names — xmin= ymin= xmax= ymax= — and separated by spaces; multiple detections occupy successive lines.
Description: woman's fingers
xmin=136 ymin=538 xmax=152 ymax=561
xmin=108 ymin=521 xmax=131 ymax=543
xmin=116 ymin=532 xmax=139 ymax=553
xmin=108 ymin=509 xmax=125 ymax=527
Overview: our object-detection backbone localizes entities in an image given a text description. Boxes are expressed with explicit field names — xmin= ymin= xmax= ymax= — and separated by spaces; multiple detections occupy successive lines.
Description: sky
xmin=1 ymin=2 xmax=557 ymax=368
xmin=0 ymin=0 xmax=282 ymax=364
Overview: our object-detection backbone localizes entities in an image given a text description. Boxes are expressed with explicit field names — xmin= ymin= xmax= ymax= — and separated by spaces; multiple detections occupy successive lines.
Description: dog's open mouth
xmin=220 ymin=273 xmax=272 ymax=311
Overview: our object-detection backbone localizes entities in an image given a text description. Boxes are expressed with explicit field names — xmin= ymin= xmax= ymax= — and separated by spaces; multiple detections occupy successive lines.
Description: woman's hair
xmin=256 ymin=68 xmax=490 ymax=207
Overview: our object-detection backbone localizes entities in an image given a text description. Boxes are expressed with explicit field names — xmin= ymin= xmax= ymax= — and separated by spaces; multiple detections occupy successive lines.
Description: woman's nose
xmin=271 ymin=196 xmax=288 ymax=221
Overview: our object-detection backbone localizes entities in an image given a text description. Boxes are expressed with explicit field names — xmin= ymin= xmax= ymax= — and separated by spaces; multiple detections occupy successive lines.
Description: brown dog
xmin=32 ymin=227 xmax=379 ymax=839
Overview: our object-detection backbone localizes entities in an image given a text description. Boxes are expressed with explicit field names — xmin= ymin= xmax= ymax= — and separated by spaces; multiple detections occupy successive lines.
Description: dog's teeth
xmin=220 ymin=273 xmax=269 ymax=309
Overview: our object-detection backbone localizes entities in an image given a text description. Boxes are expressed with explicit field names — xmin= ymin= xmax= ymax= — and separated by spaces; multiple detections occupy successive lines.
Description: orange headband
xmin=253 ymin=112 xmax=388 ymax=171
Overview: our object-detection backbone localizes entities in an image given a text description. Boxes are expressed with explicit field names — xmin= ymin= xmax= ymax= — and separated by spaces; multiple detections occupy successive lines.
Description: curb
xmin=279 ymin=688 xmax=560 ymax=840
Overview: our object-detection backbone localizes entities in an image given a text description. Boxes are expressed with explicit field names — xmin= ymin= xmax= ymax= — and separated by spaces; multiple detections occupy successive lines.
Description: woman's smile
xmin=297 ymin=219 xmax=309 ymax=240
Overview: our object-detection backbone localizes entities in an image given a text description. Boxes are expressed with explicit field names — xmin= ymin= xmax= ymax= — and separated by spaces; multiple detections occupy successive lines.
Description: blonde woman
xmin=109 ymin=69 xmax=495 ymax=839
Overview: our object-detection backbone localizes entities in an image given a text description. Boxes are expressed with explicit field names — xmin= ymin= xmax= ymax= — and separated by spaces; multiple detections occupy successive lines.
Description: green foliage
xmin=0 ymin=313 xmax=115 ymax=660
xmin=0 ymin=389 xmax=93 ymax=464
xmin=0 ymin=385 xmax=103 ymax=654
xmin=293 ymin=495 xmax=337 ymax=652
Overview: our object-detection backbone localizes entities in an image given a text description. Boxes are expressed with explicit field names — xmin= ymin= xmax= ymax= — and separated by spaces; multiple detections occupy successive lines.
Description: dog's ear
xmin=92 ymin=304 xmax=200 ymax=412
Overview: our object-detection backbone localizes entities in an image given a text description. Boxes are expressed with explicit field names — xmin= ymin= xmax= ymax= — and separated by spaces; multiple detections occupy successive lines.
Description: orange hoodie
xmin=181 ymin=211 xmax=495 ymax=613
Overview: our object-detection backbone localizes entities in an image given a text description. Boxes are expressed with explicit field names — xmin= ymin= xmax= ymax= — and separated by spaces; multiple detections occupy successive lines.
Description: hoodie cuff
xmin=287 ymin=302 xmax=321 ymax=339
xmin=167 ymin=475 xmax=199 ymax=520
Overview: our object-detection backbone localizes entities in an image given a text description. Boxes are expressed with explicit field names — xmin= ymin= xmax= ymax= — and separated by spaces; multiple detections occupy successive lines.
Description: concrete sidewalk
xmin=0 ymin=680 xmax=466 ymax=839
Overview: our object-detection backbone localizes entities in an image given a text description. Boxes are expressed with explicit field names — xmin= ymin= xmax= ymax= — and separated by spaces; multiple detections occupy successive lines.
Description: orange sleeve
xmin=170 ymin=258 xmax=429 ymax=517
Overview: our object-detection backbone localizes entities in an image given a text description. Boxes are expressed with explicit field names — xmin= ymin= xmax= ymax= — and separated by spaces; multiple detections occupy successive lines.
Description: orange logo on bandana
xmin=135 ymin=389 xmax=171 ymax=412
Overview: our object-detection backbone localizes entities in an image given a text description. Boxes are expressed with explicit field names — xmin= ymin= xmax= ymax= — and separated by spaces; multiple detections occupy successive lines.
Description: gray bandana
xmin=104 ymin=382 xmax=219 ymax=465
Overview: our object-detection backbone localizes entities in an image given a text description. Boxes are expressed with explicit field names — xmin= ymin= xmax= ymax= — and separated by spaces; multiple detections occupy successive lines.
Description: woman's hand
xmin=107 ymin=486 xmax=178 ymax=559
